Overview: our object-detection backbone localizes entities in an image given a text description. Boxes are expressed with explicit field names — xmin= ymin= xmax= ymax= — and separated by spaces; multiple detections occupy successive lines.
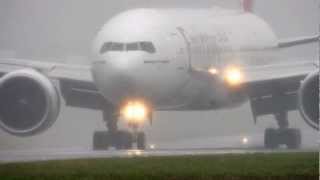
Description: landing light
xmin=208 ymin=68 xmax=219 ymax=75
xmin=224 ymin=66 xmax=244 ymax=86
xmin=121 ymin=101 xmax=148 ymax=123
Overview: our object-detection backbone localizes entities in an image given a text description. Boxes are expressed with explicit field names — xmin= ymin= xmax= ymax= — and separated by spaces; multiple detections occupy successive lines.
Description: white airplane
xmin=0 ymin=0 xmax=318 ymax=150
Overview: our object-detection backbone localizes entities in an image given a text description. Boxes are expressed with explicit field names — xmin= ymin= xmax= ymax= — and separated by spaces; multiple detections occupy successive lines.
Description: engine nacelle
xmin=298 ymin=71 xmax=319 ymax=130
xmin=0 ymin=69 xmax=60 ymax=136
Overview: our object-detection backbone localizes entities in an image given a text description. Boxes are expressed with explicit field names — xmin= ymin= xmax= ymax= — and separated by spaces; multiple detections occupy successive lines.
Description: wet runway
xmin=0 ymin=147 xmax=317 ymax=164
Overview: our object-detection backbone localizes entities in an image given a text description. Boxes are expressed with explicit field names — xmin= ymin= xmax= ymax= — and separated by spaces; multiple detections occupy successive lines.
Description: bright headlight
xmin=122 ymin=101 xmax=148 ymax=123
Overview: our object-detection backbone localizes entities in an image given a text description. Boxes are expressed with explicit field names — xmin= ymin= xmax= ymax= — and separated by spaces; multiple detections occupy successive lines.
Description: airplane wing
xmin=244 ymin=34 xmax=319 ymax=121
xmin=0 ymin=58 xmax=105 ymax=110
xmin=0 ymin=58 xmax=92 ymax=81
xmin=243 ymin=61 xmax=317 ymax=83
xmin=278 ymin=35 xmax=319 ymax=48
xmin=242 ymin=61 xmax=318 ymax=122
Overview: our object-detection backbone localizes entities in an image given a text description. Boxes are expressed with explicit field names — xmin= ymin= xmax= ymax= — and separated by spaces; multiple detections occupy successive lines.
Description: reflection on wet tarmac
xmin=0 ymin=147 xmax=317 ymax=164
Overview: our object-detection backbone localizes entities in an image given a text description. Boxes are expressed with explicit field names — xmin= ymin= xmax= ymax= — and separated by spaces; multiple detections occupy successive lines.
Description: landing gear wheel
xmin=137 ymin=132 xmax=146 ymax=150
xmin=264 ymin=128 xmax=301 ymax=149
xmin=284 ymin=129 xmax=301 ymax=149
xmin=93 ymin=131 xmax=133 ymax=150
xmin=264 ymin=128 xmax=278 ymax=149
xmin=115 ymin=131 xmax=133 ymax=150
xmin=93 ymin=131 xmax=110 ymax=150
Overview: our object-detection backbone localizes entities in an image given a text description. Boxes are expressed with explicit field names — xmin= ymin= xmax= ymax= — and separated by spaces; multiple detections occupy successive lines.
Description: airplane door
xmin=175 ymin=27 xmax=212 ymax=70
xmin=167 ymin=27 xmax=191 ymax=72
xmin=176 ymin=27 xmax=192 ymax=71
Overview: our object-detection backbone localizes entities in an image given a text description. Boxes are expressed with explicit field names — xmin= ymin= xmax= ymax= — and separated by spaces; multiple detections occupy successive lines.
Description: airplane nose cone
xmin=92 ymin=53 xmax=189 ymax=105
xmin=92 ymin=54 xmax=146 ymax=103
xmin=107 ymin=57 xmax=134 ymax=72
xmin=105 ymin=53 xmax=144 ymax=73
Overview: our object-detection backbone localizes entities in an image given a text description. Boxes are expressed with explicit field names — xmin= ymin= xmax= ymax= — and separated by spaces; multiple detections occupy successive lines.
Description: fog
xmin=0 ymin=0 xmax=318 ymax=150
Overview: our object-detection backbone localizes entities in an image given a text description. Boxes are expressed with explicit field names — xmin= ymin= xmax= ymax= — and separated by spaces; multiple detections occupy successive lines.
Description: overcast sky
xmin=0 ymin=0 xmax=318 ymax=150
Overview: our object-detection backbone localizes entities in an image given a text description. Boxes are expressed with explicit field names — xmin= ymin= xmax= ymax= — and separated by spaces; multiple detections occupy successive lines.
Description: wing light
xmin=224 ymin=66 xmax=244 ymax=86
xmin=208 ymin=67 xmax=219 ymax=75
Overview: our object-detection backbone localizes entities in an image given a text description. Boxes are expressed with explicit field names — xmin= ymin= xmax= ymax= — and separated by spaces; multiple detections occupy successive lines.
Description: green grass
xmin=0 ymin=152 xmax=318 ymax=180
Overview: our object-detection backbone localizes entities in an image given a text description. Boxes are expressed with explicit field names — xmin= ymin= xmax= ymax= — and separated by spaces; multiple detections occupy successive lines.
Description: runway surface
xmin=0 ymin=147 xmax=317 ymax=164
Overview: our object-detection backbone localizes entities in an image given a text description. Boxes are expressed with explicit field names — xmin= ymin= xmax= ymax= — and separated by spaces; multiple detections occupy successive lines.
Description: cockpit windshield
xmin=111 ymin=43 xmax=125 ymax=51
xmin=140 ymin=42 xmax=156 ymax=54
xmin=126 ymin=42 xmax=139 ymax=51
xmin=100 ymin=41 xmax=156 ymax=54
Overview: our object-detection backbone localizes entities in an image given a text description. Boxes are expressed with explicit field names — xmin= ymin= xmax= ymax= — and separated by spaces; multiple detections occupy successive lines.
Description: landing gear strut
xmin=264 ymin=111 xmax=301 ymax=149
xmin=93 ymin=107 xmax=146 ymax=150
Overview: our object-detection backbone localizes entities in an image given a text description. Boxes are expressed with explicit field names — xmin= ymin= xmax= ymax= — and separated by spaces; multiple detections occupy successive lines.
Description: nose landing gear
xmin=93 ymin=106 xmax=147 ymax=150
xmin=129 ymin=124 xmax=146 ymax=150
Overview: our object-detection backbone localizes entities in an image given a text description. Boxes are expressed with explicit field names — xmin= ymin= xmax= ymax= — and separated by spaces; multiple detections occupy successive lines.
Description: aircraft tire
xmin=114 ymin=130 xmax=133 ymax=150
xmin=93 ymin=131 xmax=110 ymax=150
xmin=137 ymin=132 xmax=146 ymax=150
xmin=264 ymin=128 xmax=279 ymax=149
xmin=284 ymin=128 xmax=301 ymax=149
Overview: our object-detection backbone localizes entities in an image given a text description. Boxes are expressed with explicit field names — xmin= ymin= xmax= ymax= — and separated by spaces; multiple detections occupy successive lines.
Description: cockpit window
xmin=100 ymin=42 xmax=124 ymax=54
xmin=100 ymin=41 xmax=156 ymax=54
xmin=100 ymin=42 xmax=113 ymax=54
xmin=111 ymin=43 xmax=124 ymax=51
xmin=140 ymin=42 xmax=156 ymax=54
xmin=126 ymin=42 xmax=139 ymax=51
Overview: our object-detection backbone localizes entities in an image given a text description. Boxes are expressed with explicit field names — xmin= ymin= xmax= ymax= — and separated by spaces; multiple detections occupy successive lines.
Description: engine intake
xmin=298 ymin=71 xmax=319 ymax=130
xmin=0 ymin=69 xmax=60 ymax=136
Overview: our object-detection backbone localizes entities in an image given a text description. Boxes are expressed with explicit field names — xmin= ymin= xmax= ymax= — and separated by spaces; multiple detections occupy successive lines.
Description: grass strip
xmin=0 ymin=152 xmax=318 ymax=180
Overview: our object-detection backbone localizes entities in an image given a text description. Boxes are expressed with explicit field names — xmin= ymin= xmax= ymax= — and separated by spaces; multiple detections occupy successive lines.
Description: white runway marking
xmin=0 ymin=148 xmax=317 ymax=164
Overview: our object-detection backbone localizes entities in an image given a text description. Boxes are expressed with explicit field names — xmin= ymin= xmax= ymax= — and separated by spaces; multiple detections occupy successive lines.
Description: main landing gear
xmin=93 ymin=108 xmax=146 ymax=150
xmin=264 ymin=111 xmax=301 ymax=149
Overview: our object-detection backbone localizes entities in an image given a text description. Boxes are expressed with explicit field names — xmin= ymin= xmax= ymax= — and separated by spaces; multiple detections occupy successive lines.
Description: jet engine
xmin=0 ymin=69 xmax=60 ymax=136
xmin=298 ymin=71 xmax=319 ymax=130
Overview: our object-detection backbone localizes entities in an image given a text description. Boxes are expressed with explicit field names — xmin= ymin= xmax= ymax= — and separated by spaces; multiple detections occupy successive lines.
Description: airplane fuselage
xmin=91 ymin=8 xmax=278 ymax=110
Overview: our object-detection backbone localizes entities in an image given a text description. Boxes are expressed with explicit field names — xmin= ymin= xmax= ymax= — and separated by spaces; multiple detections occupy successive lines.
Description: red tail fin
xmin=242 ymin=0 xmax=254 ymax=12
